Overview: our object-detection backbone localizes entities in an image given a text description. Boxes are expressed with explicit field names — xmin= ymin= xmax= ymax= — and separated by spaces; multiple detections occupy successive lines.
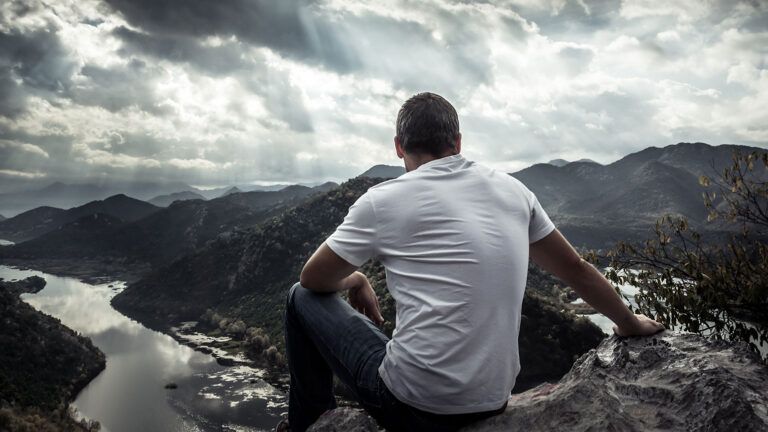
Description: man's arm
xmin=529 ymin=229 xmax=664 ymax=337
xmin=300 ymin=243 xmax=384 ymax=325
xmin=300 ymin=243 xmax=358 ymax=293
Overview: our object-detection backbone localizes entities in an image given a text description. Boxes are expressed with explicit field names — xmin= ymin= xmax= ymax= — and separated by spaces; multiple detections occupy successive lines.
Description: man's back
xmin=326 ymin=153 xmax=555 ymax=414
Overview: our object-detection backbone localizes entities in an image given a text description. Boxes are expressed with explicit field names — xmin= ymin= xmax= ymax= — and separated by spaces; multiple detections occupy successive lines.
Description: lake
xmin=0 ymin=265 xmax=286 ymax=432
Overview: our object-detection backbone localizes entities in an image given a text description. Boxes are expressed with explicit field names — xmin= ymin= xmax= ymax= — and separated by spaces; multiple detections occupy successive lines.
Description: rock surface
xmin=309 ymin=331 xmax=768 ymax=432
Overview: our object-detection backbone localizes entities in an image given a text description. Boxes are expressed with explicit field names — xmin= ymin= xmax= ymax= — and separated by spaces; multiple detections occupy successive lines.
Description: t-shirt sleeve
xmin=528 ymin=192 xmax=556 ymax=243
xmin=325 ymin=192 xmax=378 ymax=267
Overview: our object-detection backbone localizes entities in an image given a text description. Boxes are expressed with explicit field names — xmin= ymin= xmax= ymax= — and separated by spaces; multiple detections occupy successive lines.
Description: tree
xmin=598 ymin=150 xmax=768 ymax=360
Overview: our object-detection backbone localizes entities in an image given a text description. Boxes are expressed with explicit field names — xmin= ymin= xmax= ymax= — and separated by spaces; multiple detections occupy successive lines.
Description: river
xmin=0 ymin=265 xmax=287 ymax=432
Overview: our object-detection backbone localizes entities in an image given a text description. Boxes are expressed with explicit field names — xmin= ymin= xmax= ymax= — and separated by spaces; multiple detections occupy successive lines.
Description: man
xmin=282 ymin=92 xmax=664 ymax=432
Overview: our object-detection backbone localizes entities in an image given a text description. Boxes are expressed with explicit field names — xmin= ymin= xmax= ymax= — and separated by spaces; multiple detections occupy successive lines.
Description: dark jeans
xmin=285 ymin=283 xmax=507 ymax=432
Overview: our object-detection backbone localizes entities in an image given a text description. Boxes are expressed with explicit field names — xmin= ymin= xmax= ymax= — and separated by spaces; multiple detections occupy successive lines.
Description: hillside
xmin=112 ymin=177 xmax=604 ymax=388
xmin=0 ymin=194 xmax=159 ymax=242
xmin=513 ymin=142 xmax=759 ymax=247
xmin=0 ymin=183 xmax=338 ymax=280
xmin=148 ymin=191 xmax=206 ymax=207
xmin=0 ymin=277 xmax=105 ymax=431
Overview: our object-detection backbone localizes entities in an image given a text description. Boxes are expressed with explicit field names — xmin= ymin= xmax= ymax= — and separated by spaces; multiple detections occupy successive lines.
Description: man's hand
xmin=346 ymin=272 xmax=385 ymax=326
xmin=613 ymin=313 xmax=665 ymax=337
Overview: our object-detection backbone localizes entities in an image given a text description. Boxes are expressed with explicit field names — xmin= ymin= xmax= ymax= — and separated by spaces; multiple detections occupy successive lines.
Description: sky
xmin=0 ymin=0 xmax=766 ymax=190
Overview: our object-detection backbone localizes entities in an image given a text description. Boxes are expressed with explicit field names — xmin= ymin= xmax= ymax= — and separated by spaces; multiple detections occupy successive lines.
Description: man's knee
xmin=286 ymin=282 xmax=303 ymax=313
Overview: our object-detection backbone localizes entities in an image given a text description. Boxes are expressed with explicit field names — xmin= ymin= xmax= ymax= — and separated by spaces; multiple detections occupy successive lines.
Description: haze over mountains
xmin=148 ymin=191 xmax=207 ymax=207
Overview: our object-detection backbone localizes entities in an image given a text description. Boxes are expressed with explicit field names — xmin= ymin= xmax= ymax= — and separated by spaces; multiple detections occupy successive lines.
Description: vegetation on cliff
xmin=601 ymin=150 xmax=768 ymax=359
xmin=0 ymin=277 xmax=105 ymax=431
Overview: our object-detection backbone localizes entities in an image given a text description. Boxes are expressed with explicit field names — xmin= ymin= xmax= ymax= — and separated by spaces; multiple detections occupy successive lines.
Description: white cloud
xmin=0 ymin=0 xmax=765 ymax=188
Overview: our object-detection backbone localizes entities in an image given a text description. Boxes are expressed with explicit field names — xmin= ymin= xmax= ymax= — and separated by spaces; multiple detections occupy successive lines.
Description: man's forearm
xmin=566 ymin=259 xmax=638 ymax=330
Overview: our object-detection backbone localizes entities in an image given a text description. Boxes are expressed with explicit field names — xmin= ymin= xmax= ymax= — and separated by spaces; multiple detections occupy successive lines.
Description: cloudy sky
xmin=0 ymin=0 xmax=766 ymax=190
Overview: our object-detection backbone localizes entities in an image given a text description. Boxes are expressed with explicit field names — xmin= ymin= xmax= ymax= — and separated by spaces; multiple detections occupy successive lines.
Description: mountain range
xmin=511 ymin=142 xmax=758 ymax=247
xmin=0 ymin=180 xmax=330 ymax=217
xmin=0 ymin=195 xmax=160 ymax=243
xmin=0 ymin=183 xmax=337 ymax=272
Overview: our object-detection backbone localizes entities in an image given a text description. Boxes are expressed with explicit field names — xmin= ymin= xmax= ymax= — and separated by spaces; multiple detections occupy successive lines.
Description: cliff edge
xmin=308 ymin=331 xmax=768 ymax=432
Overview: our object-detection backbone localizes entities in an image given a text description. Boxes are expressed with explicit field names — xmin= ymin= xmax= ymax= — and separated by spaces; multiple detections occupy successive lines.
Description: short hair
xmin=396 ymin=92 xmax=460 ymax=157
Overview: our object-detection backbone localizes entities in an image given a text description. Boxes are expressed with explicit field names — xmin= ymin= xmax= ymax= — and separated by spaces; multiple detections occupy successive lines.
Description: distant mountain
xmin=547 ymin=158 xmax=598 ymax=167
xmin=196 ymin=184 xmax=303 ymax=200
xmin=512 ymin=143 xmax=759 ymax=247
xmin=0 ymin=180 xmax=196 ymax=217
xmin=0 ymin=214 xmax=5 ymax=221
xmin=0 ymin=183 xmax=338 ymax=271
xmin=547 ymin=158 xmax=570 ymax=167
xmin=360 ymin=164 xmax=405 ymax=179
xmin=221 ymin=186 xmax=243 ymax=197
xmin=0 ymin=194 xmax=159 ymax=242
xmin=148 ymin=191 xmax=207 ymax=207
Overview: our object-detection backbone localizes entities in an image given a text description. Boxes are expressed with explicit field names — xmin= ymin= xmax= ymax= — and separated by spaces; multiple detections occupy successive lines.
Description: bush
xmin=600 ymin=150 xmax=768 ymax=359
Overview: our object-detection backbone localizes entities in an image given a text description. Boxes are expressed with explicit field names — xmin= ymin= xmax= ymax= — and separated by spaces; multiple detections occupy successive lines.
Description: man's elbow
xmin=299 ymin=267 xmax=316 ymax=291
xmin=299 ymin=266 xmax=329 ymax=292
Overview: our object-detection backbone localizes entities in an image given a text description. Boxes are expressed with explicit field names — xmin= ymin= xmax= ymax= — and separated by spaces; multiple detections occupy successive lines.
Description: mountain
xmin=0 ymin=183 xmax=338 ymax=274
xmin=217 ymin=183 xmax=337 ymax=211
xmin=148 ymin=191 xmax=207 ymax=207
xmin=512 ymin=142 xmax=759 ymax=247
xmin=0 ymin=213 xmax=5 ymax=221
xmin=0 ymin=180 xmax=196 ymax=217
xmin=0 ymin=194 xmax=159 ymax=242
xmin=360 ymin=164 xmax=405 ymax=179
xmin=547 ymin=158 xmax=570 ymax=167
xmin=196 ymin=183 xmax=304 ymax=200
xmin=221 ymin=186 xmax=243 ymax=197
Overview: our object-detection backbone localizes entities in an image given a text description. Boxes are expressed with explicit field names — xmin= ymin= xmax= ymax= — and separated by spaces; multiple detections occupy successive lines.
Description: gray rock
xmin=308 ymin=407 xmax=382 ymax=432
xmin=309 ymin=332 xmax=768 ymax=431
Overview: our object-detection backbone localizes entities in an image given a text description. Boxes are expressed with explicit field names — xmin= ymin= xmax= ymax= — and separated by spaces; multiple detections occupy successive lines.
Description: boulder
xmin=309 ymin=332 xmax=768 ymax=431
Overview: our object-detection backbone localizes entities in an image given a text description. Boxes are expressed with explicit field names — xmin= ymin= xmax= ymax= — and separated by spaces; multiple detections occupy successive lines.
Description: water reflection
xmin=1 ymin=266 xmax=286 ymax=432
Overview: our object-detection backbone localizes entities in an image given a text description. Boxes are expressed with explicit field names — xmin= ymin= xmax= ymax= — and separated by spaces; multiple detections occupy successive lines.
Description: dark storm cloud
xmin=113 ymin=26 xmax=249 ymax=75
xmin=0 ymin=27 xmax=77 ymax=118
xmin=103 ymin=0 xmax=359 ymax=72
xmin=68 ymin=60 xmax=171 ymax=115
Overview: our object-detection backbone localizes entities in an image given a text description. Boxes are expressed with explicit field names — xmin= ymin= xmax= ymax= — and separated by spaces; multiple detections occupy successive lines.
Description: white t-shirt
xmin=325 ymin=154 xmax=555 ymax=415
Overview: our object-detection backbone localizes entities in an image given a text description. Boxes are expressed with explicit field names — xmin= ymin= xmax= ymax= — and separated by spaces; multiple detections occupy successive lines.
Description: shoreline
xmin=0 ymin=260 xmax=291 ymax=390
xmin=0 ymin=257 xmax=148 ymax=285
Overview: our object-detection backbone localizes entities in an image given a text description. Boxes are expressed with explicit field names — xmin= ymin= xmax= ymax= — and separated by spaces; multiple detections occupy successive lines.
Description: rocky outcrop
xmin=309 ymin=332 xmax=768 ymax=432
